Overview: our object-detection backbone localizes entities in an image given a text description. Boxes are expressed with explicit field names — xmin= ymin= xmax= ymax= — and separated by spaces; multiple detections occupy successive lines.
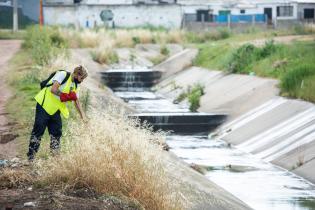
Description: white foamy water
xmin=167 ymin=135 xmax=315 ymax=210
xmin=115 ymin=91 xmax=159 ymax=100
xmin=127 ymin=99 xmax=189 ymax=113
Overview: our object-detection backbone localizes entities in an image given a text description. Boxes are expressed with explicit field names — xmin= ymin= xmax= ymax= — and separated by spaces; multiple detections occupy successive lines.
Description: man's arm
xmin=74 ymin=99 xmax=86 ymax=120
xmin=51 ymin=81 xmax=61 ymax=96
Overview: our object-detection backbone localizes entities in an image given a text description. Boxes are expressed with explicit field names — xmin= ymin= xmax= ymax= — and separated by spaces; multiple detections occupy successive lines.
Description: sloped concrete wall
xmin=157 ymin=66 xmax=279 ymax=121
xmin=217 ymin=97 xmax=315 ymax=183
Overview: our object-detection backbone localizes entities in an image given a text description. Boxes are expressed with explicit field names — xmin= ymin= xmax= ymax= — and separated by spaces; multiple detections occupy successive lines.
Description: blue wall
xmin=215 ymin=14 xmax=266 ymax=23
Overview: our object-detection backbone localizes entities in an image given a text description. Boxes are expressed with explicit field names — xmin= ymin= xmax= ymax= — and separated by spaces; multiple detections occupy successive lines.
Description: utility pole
xmin=39 ymin=0 xmax=44 ymax=26
xmin=12 ymin=0 xmax=18 ymax=32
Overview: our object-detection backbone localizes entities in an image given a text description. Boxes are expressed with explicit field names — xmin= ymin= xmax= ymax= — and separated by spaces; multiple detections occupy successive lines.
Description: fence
xmin=183 ymin=13 xmax=268 ymax=31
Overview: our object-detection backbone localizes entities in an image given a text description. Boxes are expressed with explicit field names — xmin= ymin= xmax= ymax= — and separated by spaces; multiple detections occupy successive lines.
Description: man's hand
xmin=74 ymin=99 xmax=86 ymax=122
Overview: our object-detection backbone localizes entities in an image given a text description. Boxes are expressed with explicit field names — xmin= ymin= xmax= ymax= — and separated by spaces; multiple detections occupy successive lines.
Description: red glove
xmin=60 ymin=92 xmax=77 ymax=102
xmin=60 ymin=93 xmax=70 ymax=102
xmin=68 ymin=91 xmax=77 ymax=101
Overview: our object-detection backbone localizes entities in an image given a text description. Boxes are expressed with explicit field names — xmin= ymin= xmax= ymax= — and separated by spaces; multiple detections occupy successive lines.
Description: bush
xmin=132 ymin=36 xmax=141 ymax=45
xmin=227 ymin=41 xmax=279 ymax=74
xmin=50 ymin=30 xmax=68 ymax=48
xmin=23 ymin=25 xmax=68 ymax=65
xmin=260 ymin=40 xmax=277 ymax=58
xmin=227 ymin=44 xmax=258 ymax=73
xmin=160 ymin=45 xmax=170 ymax=56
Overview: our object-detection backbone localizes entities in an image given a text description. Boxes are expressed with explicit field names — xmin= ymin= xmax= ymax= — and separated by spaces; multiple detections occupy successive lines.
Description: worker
xmin=27 ymin=65 xmax=88 ymax=161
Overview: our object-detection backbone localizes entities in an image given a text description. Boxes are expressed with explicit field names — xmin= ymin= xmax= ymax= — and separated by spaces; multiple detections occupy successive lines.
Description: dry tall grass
xmin=114 ymin=30 xmax=135 ymax=48
xmin=36 ymin=109 xmax=183 ymax=210
xmin=91 ymin=40 xmax=118 ymax=64
xmin=58 ymin=27 xmax=186 ymax=65
xmin=0 ymin=168 xmax=33 ymax=188
xmin=304 ymin=23 xmax=315 ymax=33
xmin=59 ymin=28 xmax=186 ymax=48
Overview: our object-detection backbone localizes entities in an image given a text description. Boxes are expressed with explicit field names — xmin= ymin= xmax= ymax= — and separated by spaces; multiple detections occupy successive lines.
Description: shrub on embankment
xmin=36 ymin=111 xmax=182 ymax=210
xmin=195 ymin=39 xmax=315 ymax=103
xmin=22 ymin=25 xmax=68 ymax=66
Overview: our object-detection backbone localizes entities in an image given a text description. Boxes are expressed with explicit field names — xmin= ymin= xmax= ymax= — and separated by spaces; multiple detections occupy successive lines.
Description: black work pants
xmin=27 ymin=103 xmax=62 ymax=159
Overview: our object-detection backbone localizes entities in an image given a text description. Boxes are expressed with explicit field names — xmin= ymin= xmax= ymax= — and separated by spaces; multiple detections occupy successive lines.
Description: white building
xmin=43 ymin=0 xmax=181 ymax=28
xmin=42 ymin=0 xmax=315 ymax=29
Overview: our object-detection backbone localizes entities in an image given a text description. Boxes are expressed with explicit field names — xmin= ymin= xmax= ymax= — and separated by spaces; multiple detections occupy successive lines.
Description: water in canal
xmin=108 ymin=69 xmax=315 ymax=210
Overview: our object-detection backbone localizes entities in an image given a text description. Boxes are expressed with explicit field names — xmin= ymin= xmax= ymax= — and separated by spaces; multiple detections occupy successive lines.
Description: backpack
xmin=40 ymin=70 xmax=71 ymax=89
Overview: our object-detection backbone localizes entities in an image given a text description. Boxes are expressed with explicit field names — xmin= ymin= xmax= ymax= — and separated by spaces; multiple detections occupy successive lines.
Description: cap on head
xmin=73 ymin=65 xmax=88 ymax=79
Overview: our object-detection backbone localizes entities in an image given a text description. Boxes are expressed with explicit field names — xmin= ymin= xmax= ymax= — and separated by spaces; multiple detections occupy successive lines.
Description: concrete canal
xmin=101 ymin=68 xmax=315 ymax=210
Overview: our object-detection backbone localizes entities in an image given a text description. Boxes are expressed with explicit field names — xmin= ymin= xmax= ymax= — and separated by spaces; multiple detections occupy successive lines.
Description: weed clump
xmin=91 ymin=41 xmax=119 ymax=64
xmin=227 ymin=43 xmax=258 ymax=73
xmin=174 ymin=84 xmax=205 ymax=112
xmin=160 ymin=45 xmax=170 ymax=56
xmin=259 ymin=40 xmax=276 ymax=58
xmin=227 ymin=40 xmax=279 ymax=73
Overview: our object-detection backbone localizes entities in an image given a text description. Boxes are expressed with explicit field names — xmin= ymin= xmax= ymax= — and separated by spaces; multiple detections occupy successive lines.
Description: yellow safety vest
xmin=34 ymin=72 xmax=78 ymax=119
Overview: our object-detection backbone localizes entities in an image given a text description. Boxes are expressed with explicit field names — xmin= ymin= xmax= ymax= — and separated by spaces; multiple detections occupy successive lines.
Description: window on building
xmin=219 ymin=10 xmax=231 ymax=16
xmin=304 ymin=8 xmax=315 ymax=19
xmin=240 ymin=9 xmax=246 ymax=14
xmin=277 ymin=6 xmax=293 ymax=17
xmin=197 ymin=10 xmax=212 ymax=22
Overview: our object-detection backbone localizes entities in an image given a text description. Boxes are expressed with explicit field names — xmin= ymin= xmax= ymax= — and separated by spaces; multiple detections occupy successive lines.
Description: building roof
xmin=178 ymin=0 xmax=315 ymax=4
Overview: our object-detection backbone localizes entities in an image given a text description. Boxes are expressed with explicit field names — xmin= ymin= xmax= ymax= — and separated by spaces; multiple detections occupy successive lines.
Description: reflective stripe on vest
xmin=34 ymin=72 xmax=77 ymax=119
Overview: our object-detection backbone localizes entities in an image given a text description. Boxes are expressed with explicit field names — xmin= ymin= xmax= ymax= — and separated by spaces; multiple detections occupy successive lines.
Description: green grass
xmin=5 ymin=51 xmax=41 ymax=155
xmin=0 ymin=29 xmax=26 ymax=39
xmin=193 ymin=43 xmax=233 ymax=70
xmin=194 ymin=38 xmax=315 ymax=103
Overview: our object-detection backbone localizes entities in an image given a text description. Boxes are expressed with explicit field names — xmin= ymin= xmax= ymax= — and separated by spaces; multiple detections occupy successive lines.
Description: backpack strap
xmin=45 ymin=70 xmax=71 ymax=88
xmin=41 ymin=71 xmax=71 ymax=106
xmin=61 ymin=72 xmax=71 ymax=86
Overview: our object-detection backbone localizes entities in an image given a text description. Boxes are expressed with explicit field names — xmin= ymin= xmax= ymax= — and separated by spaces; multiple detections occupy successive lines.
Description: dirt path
xmin=0 ymin=40 xmax=22 ymax=159
xmin=243 ymin=34 xmax=315 ymax=46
